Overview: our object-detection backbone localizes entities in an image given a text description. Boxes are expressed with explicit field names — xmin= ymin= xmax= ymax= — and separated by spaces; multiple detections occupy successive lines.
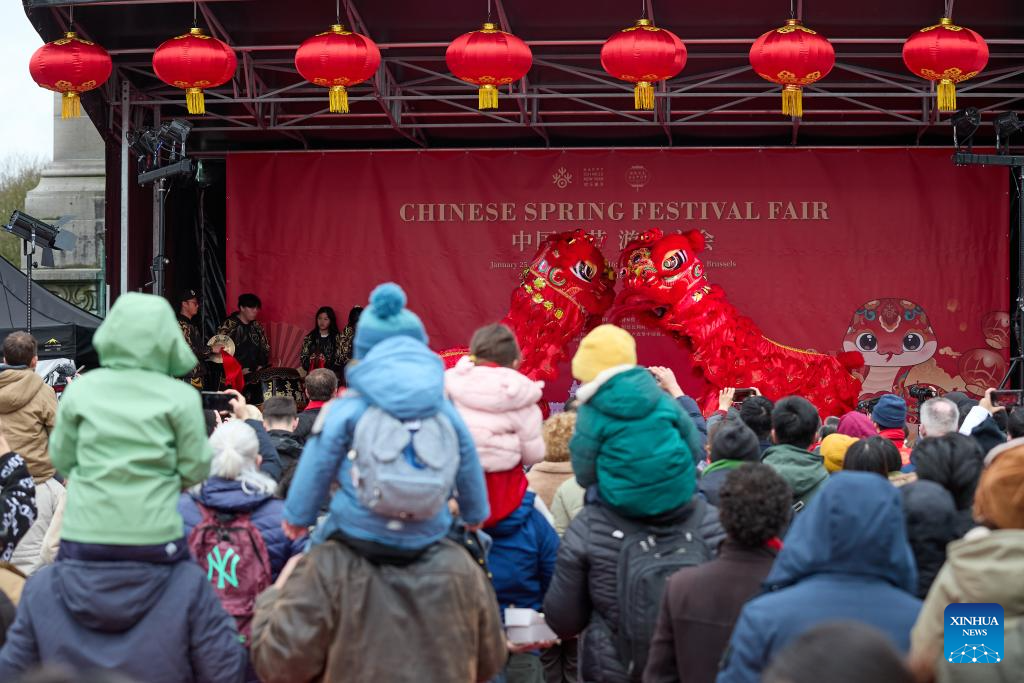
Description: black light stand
xmin=128 ymin=119 xmax=194 ymax=298
xmin=4 ymin=211 xmax=77 ymax=335
xmin=25 ymin=224 xmax=34 ymax=334
xmin=953 ymin=151 xmax=1024 ymax=390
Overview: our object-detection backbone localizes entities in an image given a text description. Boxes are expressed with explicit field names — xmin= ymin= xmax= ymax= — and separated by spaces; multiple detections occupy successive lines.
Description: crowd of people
xmin=0 ymin=282 xmax=1018 ymax=682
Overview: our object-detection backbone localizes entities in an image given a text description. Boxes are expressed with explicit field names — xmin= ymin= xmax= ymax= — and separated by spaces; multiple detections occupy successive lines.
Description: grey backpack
xmin=612 ymin=498 xmax=712 ymax=680
xmin=348 ymin=405 xmax=459 ymax=521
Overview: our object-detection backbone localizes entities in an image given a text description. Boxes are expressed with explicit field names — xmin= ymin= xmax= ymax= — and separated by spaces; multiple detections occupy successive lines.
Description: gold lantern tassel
xmin=186 ymin=87 xmax=206 ymax=115
xmin=329 ymin=85 xmax=349 ymax=114
xmin=782 ymin=85 xmax=803 ymax=118
xmin=479 ymin=85 xmax=499 ymax=110
xmin=635 ymin=82 xmax=655 ymax=110
xmin=61 ymin=92 xmax=81 ymax=119
xmin=937 ymin=79 xmax=956 ymax=112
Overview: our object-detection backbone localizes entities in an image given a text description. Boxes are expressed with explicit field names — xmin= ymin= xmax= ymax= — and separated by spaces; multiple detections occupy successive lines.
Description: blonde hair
xmin=542 ymin=412 xmax=577 ymax=463
xmin=206 ymin=420 xmax=277 ymax=495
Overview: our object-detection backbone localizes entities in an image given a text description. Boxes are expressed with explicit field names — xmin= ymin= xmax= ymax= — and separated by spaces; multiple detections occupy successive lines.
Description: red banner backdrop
xmin=226 ymin=148 xmax=1009 ymax=406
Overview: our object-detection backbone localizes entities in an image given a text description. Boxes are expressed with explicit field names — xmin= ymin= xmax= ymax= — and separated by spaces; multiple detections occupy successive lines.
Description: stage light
xmin=161 ymin=118 xmax=193 ymax=146
xmin=951 ymin=107 xmax=981 ymax=152
xmin=127 ymin=128 xmax=158 ymax=160
xmin=155 ymin=118 xmax=192 ymax=160
xmin=5 ymin=211 xmax=76 ymax=252
xmin=995 ymin=112 xmax=1023 ymax=153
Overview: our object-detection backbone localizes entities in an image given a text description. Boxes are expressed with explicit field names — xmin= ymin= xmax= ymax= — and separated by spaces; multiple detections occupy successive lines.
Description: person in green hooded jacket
xmin=762 ymin=396 xmax=829 ymax=512
xmin=49 ymin=293 xmax=212 ymax=558
xmin=569 ymin=324 xmax=701 ymax=518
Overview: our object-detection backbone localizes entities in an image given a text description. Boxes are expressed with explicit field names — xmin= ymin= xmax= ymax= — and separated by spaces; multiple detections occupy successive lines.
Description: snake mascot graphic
xmin=842 ymin=298 xmax=970 ymax=420
xmin=610 ymin=228 xmax=863 ymax=417
xmin=440 ymin=229 xmax=616 ymax=385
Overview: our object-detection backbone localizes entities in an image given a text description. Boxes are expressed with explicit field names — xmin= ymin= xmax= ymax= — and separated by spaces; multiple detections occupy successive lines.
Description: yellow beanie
xmin=572 ymin=324 xmax=637 ymax=383
xmin=821 ymin=433 xmax=859 ymax=473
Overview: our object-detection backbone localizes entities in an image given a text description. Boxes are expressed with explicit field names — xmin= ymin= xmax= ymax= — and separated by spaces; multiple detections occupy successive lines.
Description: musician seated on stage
xmin=217 ymin=293 xmax=271 ymax=378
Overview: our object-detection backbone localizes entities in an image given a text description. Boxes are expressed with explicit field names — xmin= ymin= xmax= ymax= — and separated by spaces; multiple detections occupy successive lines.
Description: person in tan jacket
xmin=0 ymin=333 xmax=57 ymax=482
xmin=0 ymin=332 xmax=62 ymax=575
xmin=909 ymin=438 xmax=1024 ymax=682
xmin=250 ymin=538 xmax=506 ymax=683
xmin=526 ymin=412 xmax=577 ymax=509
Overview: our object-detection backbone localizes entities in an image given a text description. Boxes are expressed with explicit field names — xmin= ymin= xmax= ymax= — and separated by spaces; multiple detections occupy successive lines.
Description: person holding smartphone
xmin=648 ymin=366 xmax=709 ymax=457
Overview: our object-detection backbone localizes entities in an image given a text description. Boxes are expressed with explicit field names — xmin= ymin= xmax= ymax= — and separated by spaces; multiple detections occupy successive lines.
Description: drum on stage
xmin=244 ymin=367 xmax=307 ymax=410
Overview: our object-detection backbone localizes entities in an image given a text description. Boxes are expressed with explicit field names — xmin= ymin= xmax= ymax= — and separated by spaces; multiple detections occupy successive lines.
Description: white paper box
xmin=504 ymin=608 xmax=558 ymax=643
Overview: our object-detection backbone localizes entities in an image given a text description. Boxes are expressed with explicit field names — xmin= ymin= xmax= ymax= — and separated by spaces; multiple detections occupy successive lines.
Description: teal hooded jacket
xmin=50 ymin=293 xmax=212 ymax=545
xmin=570 ymin=366 xmax=700 ymax=518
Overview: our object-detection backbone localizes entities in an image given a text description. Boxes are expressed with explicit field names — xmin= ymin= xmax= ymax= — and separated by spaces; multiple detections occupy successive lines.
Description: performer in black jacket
xmin=299 ymin=306 xmax=352 ymax=382
xmin=217 ymin=292 xmax=271 ymax=376
xmin=176 ymin=288 xmax=208 ymax=388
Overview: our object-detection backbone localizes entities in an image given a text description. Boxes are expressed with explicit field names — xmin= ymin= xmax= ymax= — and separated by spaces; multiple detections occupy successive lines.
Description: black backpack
xmin=611 ymin=498 xmax=712 ymax=679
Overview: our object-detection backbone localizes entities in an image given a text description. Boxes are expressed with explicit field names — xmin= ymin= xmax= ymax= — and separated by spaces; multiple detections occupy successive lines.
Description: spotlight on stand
xmin=126 ymin=128 xmax=158 ymax=167
xmin=5 ymin=211 xmax=76 ymax=252
xmin=951 ymin=107 xmax=981 ymax=152
xmin=127 ymin=118 xmax=195 ymax=300
xmin=5 ymin=211 xmax=77 ymax=335
xmin=159 ymin=118 xmax=192 ymax=146
xmin=155 ymin=118 xmax=193 ymax=161
xmin=995 ymin=112 xmax=1024 ymax=154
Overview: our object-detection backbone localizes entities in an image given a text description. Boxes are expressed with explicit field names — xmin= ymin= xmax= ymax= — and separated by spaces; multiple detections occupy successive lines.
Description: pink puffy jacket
xmin=445 ymin=356 xmax=546 ymax=473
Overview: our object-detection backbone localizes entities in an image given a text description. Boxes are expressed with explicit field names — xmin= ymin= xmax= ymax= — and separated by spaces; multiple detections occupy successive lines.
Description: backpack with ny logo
xmin=349 ymin=405 xmax=459 ymax=521
xmin=188 ymin=503 xmax=272 ymax=644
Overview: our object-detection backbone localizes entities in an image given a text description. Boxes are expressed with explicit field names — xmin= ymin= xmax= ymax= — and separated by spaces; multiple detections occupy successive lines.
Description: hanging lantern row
xmin=29 ymin=14 xmax=991 ymax=119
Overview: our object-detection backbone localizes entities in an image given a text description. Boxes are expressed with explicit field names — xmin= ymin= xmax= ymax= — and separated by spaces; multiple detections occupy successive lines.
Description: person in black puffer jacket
xmin=899 ymin=480 xmax=958 ymax=598
xmin=910 ymin=433 xmax=983 ymax=538
xmin=542 ymin=488 xmax=725 ymax=683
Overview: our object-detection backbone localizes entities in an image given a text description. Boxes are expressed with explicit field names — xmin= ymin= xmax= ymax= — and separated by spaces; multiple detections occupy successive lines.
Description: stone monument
xmin=23 ymin=93 xmax=106 ymax=316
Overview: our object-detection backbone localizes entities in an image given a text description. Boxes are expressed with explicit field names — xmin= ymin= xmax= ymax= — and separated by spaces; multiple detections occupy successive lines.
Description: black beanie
xmin=711 ymin=420 xmax=761 ymax=463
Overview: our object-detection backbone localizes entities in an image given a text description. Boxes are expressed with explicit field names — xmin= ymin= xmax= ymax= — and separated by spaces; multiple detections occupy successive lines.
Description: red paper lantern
xmin=29 ymin=32 xmax=112 ymax=119
xmin=295 ymin=24 xmax=381 ymax=114
xmin=152 ymin=27 xmax=237 ymax=115
xmin=600 ymin=18 xmax=686 ymax=110
xmin=749 ymin=19 xmax=835 ymax=118
xmin=445 ymin=22 xmax=533 ymax=110
xmin=903 ymin=17 xmax=988 ymax=113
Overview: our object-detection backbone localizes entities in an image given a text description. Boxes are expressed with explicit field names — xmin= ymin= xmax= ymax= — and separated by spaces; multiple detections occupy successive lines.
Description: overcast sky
xmin=0 ymin=4 xmax=55 ymax=162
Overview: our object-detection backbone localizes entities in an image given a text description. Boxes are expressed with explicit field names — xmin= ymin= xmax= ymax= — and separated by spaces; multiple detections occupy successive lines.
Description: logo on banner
xmin=625 ymin=165 xmax=650 ymax=191
xmin=944 ymin=603 xmax=1003 ymax=663
xmin=552 ymin=167 xmax=572 ymax=189
xmin=43 ymin=338 xmax=65 ymax=352
xmin=583 ymin=167 xmax=604 ymax=187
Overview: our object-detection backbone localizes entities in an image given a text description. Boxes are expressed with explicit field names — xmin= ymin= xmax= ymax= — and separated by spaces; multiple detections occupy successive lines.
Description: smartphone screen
xmin=732 ymin=388 xmax=757 ymax=402
xmin=200 ymin=391 xmax=233 ymax=412
xmin=991 ymin=390 xmax=1022 ymax=408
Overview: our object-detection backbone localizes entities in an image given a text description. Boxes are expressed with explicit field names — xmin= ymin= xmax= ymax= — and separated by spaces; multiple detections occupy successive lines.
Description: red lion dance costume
xmin=440 ymin=229 xmax=615 ymax=384
xmin=611 ymin=229 xmax=863 ymax=417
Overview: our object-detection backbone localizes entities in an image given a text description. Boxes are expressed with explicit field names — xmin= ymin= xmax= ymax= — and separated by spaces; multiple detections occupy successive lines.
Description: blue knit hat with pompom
xmin=353 ymin=282 xmax=428 ymax=359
